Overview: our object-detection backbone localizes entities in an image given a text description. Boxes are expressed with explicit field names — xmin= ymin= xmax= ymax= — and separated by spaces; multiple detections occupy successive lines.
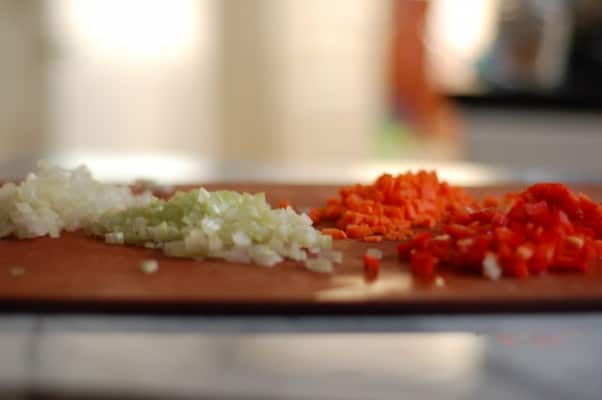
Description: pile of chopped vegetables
xmin=0 ymin=160 xmax=152 ymax=239
xmin=0 ymin=161 xmax=340 ymax=272
xmin=311 ymin=171 xmax=475 ymax=241
xmin=3 ymin=162 xmax=602 ymax=281
xmin=91 ymin=188 xmax=340 ymax=271
xmin=398 ymin=183 xmax=602 ymax=279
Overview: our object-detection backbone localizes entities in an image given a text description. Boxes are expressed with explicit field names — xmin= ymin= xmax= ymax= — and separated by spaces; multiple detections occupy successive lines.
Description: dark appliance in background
xmin=456 ymin=0 xmax=602 ymax=108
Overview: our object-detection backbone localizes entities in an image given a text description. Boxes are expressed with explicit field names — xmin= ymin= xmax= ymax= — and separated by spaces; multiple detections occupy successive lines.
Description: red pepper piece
xmin=397 ymin=241 xmax=414 ymax=260
xmin=363 ymin=255 xmax=380 ymax=273
xmin=397 ymin=231 xmax=433 ymax=259
xmin=529 ymin=243 xmax=553 ymax=274
xmin=524 ymin=201 xmax=550 ymax=225
xmin=428 ymin=237 xmax=453 ymax=259
xmin=491 ymin=212 xmax=508 ymax=227
xmin=411 ymin=251 xmax=437 ymax=279
xmin=448 ymin=208 xmax=472 ymax=225
xmin=463 ymin=235 xmax=492 ymax=269
xmin=508 ymin=200 xmax=528 ymax=221
xmin=509 ymin=258 xmax=530 ymax=278
xmin=527 ymin=183 xmax=580 ymax=217
xmin=550 ymin=255 xmax=588 ymax=272
xmin=468 ymin=208 xmax=496 ymax=224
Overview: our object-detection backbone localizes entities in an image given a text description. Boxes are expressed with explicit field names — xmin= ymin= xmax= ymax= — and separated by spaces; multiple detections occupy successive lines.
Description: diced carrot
xmin=308 ymin=208 xmax=322 ymax=223
xmin=321 ymin=228 xmax=347 ymax=240
xmin=483 ymin=195 xmax=500 ymax=208
xmin=345 ymin=224 xmax=373 ymax=239
xmin=363 ymin=235 xmax=383 ymax=243
xmin=310 ymin=171 xmax=476 ymax=242
xmin=277 ymin=200 xmax=292 ymax=209
xmin=326 ymin=197 xmax=341 ymax=206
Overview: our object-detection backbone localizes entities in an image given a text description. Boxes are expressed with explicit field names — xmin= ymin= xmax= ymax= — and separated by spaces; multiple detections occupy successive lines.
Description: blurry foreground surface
xmin=1 ymin=314 xmax=602 ymax=400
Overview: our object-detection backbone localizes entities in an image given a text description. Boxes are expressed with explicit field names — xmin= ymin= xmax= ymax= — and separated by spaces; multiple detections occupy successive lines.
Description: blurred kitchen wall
xmin=3 ymin=0 xmax=600 ymax=175
xmin=217 ymin=0 xmax=390 ymax=163
xmin=0 ymin=0 xmax=391 ymax=165
xmin=0 ymin=0 xmax=46 ymax=161
xmin=45 ymin=0 xmax=216 ymax=157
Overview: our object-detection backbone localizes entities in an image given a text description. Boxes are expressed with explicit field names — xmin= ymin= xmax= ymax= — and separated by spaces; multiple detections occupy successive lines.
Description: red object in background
xmin=390 ymin=0 xmax=459 ymax=137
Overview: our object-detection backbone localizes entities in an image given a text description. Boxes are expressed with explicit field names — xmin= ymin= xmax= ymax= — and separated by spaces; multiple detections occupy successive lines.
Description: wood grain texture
xmin=2 ymin=183 xmax=602 ymax=313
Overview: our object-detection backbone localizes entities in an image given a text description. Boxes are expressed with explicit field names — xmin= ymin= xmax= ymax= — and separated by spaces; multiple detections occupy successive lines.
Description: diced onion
xmin=0 ymin=161 xmax=151 ymax=239
xmin=483 ymin=252 xmax=502 ymax=280
xmin=140 ymin=259 xmax=159 ymax=274
xmin=93 ymin=186 xmax=340 ymax=271
xmin=305 ymin=258 xmax=334 ymax=273
xmin=9 ymin=266 xmax=25 ymax=277
xmin=1 ymin=161 xmax=343 ymax=272
xmin=105 ymin=232 xmax=124 ymax=245
xmin=365 ymin=248 xmax=383 ymax=260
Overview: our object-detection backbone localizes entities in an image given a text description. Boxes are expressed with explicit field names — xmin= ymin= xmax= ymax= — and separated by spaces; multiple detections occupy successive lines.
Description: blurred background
xmin=1 ymin=0 xmax=602 ymax=181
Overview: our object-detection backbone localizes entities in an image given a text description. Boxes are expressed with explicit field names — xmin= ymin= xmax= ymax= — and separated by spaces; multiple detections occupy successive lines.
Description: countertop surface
xmin=2 ymin=313 xmax=602 ymax=400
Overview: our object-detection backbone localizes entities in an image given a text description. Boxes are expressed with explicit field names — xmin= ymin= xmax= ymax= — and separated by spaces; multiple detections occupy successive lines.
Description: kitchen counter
xmin=2 ymin=313 xmax=602 ymax=399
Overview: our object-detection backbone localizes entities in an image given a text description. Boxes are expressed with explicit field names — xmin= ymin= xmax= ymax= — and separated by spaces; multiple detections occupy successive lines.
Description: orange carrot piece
xmin=346 ymin=224 xmax=373 ymax=239
xmin=309 ymin=208 xmax=322 ymax=223
xmin=363 ymin=235 xmax=383 ymax=243
xmin=321 ymin=228 xmax=348 ymax=240
xmin=278 ymin=200 xmax=292 ymax=209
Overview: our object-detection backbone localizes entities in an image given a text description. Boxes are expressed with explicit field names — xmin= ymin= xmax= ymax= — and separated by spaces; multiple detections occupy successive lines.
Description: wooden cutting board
xmin=2 ymin=183 xmax=602 ymax=313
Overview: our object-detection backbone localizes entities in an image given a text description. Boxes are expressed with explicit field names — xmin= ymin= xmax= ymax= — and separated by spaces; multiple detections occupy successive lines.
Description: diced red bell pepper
xmin=468 ymin=208 xmax=496 ymax=224
xmin=397 ymin=231 xmax=433 ymax=259
xmin=411 ymin=251 xmax=437 ymax=278
xmin=529 ymin=242 xmax=554 ymax=274
xmin=527 ymin=183 xmax=580 ymax=217
xmin=363 ymin=255 xmax=380 ymax=273
xmin=428 ymin=237 xmax=453 ymax=259
xmin=524 ymin=201 xmax=551 ymax=225
xmin=508 ymin=200 xmax=527 ymax=221
xmin=491 ymin=213 xmax=508 ymax=227
xmin=507 ymin=258 xmax=530 ymax=278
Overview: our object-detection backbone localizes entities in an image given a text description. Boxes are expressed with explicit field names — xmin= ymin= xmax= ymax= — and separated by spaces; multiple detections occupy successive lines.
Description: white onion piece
xmin=483 ymin=252 xmax=502 ymax=280
xmin=305 ymin=258 xmax=334 ymax=273
xmin=365 ymin=248 xmax=383 ymax=260
xmin=140 ymin=259 xmax=159 ymax=274
xmin=0 ymin=161 xmax=151 ymax=239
